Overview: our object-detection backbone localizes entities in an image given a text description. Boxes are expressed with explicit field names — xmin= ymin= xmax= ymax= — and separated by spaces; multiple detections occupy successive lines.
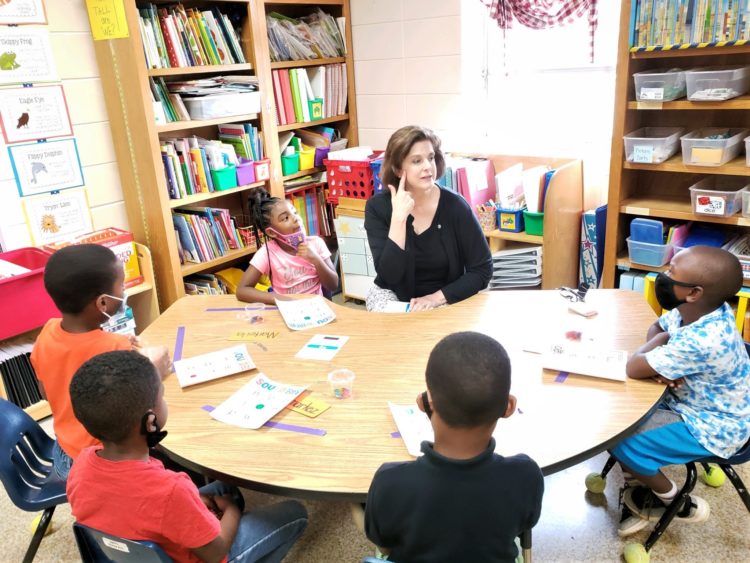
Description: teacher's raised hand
xmin=389 ymin=174 xmax=414 ymax=222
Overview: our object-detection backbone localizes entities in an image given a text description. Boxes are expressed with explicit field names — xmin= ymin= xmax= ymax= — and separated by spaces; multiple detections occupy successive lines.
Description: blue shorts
xmin=611 ymin=414 xmax=713 ymax=476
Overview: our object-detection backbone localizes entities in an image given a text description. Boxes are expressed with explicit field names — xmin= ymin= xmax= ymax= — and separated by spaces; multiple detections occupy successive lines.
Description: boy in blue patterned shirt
xmin=612 ymin=246 xmax=750 ymax=535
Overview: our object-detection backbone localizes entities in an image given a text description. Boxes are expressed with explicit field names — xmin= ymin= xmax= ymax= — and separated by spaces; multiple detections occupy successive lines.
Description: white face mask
xmin=101 ymin=293 xmax=128 ymax=319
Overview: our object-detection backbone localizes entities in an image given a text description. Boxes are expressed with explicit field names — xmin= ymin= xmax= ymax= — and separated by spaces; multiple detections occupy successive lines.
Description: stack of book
xmin=173 ymin=207 xmax=256 ymax=265
xmin=138 ymin=3 xmax=245 ymax=69
xmin=184 ymin=273 xmax=231 ymax=295
xmin=271 ymin=64 xmax=347 ymax=126
xmin=490 ymin=245 xmax=543 ymax=289
xmin=161 ymin=136 xmax=238 ymax=199
xmin=0 ymin=335 xmax=42 ymax=410
xmin=285 ymin=185 xmax=334 ymax=238
xmin=631 ymin=1 xmax=750 ymax=48
xmin=266 ymin=9 xmax=346 ymax=61
xmin=218 ymin=123 xmax=263 ymax=162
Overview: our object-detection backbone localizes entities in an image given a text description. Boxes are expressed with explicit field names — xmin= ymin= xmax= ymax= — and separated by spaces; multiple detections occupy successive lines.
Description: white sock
xmin=655 ymin=480 xmax=678 ymax=505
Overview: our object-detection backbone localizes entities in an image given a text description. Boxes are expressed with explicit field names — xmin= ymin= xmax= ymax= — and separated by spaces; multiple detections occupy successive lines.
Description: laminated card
xmin=210 ymin=374 xmax=307 ymax=429
xmin=173 ymin=344 xmax=255 ymax=388
xmin=275 ymin=296 xmax=335 ymax=330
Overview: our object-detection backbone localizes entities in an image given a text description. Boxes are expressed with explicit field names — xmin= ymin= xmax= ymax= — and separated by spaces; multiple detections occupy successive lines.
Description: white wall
xmin=0 ymin=0 xmax=128 ymax=251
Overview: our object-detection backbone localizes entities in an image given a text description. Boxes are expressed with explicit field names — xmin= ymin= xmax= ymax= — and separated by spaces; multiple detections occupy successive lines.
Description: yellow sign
xmin=228 ymin=330 xmax=281 ymax=342
xmin=691 ymin=147 xmax=723 ymax=165
xmin=85 ymin=0 xmax=129 ymax=41
xmin=286 ymin=395 xmax=331 ymax=418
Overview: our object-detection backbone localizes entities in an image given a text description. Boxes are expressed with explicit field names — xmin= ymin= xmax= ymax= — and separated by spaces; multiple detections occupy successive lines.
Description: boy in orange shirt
xmin=31 ymin=244 xmax=169 ymax=479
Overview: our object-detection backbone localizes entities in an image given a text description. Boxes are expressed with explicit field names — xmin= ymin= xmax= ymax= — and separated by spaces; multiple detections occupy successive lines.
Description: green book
xmin=289 ymin=68 xmax=304 ymax=123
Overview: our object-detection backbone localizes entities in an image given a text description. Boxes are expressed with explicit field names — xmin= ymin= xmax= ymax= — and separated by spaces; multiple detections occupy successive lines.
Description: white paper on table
xmin=173 ymin=344 xmax=255 ymax=388
xmin=388 ymin=402 xmax=434 ymax=457
xmin=295 ymin=334 xmax=349 ymax=361
xmin=541 ymin=343 xmax=628 ymax=382
xmin=210 ymin=374 xmax=307 ymax=429
xmin=275 ymin=296 xmax=336 ymax=330
xmin=382 ymin=301 xmax=411 ymax=313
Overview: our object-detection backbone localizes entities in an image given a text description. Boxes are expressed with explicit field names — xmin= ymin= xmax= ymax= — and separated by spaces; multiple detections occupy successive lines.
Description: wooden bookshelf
xmin=602 ymin=0 xmax=750 ymax=288
xmin=91 ymin=1 xmax=358 ymax=310
xmin=276 ymin=114 xmax=350 ymax=132
xmin=282 ymin=166 xmax=324 ymax=181
xmin=486 ymin=230 xmax=544 ymax=245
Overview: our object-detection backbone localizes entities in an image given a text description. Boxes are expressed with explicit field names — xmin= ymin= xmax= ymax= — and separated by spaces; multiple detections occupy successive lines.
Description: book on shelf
xmin=184 ymin=273 xmax=231 ymax=295
xmin=283 ymin=184 xmax=333 ymax=237
xmin=138 ymin=3 xmax=246 ymax=69
xmin=271 ymin=64 xmax=347 ymax=126
xmin=172 ymin=207 xmax=254 ymax=265
xmin=630 ymin=1 xmax=750 ymax=48
xmin=266 ymin=9 xmax=345 ymax=62
xmin=0 ymin=335 xmax=43 ymax=410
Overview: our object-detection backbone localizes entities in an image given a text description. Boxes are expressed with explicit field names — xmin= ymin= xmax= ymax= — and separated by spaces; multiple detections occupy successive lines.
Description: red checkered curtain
xmin=481 ymin=0 xmax=599 ymax=62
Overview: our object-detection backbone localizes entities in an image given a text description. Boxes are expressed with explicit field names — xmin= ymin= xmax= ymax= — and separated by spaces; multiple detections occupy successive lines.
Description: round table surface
xmin=142 ymin=289 xmax=663 ymax=501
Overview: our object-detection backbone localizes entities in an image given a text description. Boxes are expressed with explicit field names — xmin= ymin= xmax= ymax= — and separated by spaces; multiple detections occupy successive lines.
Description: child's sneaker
xmin=617 ymin=486 xmax=650 ymax=536
xmin=623 ymin=486 xmax=710 ymax=523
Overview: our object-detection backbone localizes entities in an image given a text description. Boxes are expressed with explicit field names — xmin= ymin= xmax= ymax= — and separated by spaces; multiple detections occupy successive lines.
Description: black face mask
xmin=421 ymin=391 xmax=433 ymax=419
xmin=654 ymin=272 xmax=697 ymax=310
xmin=140 ymin=412 xmax=168 ymax=449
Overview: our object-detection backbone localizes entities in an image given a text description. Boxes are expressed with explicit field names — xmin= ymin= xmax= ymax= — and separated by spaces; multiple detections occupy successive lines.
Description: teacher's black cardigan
xmin=364 ymin=187 xmax=493 ymax=304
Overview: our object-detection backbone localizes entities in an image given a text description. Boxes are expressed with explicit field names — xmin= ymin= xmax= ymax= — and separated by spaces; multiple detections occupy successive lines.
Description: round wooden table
xmin=142 ymin=289 xmax=663 ymax=501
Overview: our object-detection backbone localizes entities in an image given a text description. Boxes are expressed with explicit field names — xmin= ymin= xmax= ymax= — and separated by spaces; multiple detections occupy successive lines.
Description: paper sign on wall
xmin=21 ymin=188 xmax=93 ymax=245
xmin=0 ymin=28 xmax=58 ymax=85
xmin=0 ymin=85 xmax=73 ymax=143
xmin=85 ymin=0 xmax=129 ymax=41
xmin=0 ymin=0 xmax=47 ymax=25
xmin=9 ymin=139 xmax=84 ymax=197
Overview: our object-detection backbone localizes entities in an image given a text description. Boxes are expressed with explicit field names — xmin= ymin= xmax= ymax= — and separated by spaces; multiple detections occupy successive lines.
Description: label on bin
xmin=632 ymin=145 xmax=654 ymax=163
xmin=640 ymin=87 xmax=664 ymax=100
xmin=695 ymin=195 xmax=725 ymax=215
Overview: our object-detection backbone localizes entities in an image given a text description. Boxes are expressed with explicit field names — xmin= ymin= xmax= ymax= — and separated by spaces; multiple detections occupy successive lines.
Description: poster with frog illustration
xmin=0 ymin=28 xmax=58 ymax=86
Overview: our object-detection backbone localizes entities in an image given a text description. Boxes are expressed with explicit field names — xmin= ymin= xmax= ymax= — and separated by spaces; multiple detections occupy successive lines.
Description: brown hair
xmin=380 ymin=125 xmax=445 ymax=191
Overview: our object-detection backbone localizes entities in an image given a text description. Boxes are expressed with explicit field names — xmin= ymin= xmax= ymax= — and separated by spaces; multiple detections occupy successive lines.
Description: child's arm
xmin=191 ymin=494 xmax=241 ymax=563
xmin=626 ymin=331 xmax=670 ymax=379
xmin=236 ymin=265 xmax=276 ymax=305
xmin=646 ymin=319 xmax=665 ymax=341
xmin=296 ymin=242 xmax=339 ymax=291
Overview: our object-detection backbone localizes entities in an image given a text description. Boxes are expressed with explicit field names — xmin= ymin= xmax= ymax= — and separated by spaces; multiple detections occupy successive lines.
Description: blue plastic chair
xmin=73 ymin=523 xmax=172 ymax=562
xmin=0 ymin=398 xmax=67 ymax=563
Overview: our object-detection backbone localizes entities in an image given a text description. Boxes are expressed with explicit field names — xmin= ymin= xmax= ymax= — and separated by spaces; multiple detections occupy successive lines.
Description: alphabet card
xmin=275 ymin=296 xmax=335 ymax=330
xmin=210 ymin=374 xmax=307 ymax=429
xmin=173 ymin=344 xmax=256 ymax=388
xmin=295 ymin=334 xmax=348 ymax=361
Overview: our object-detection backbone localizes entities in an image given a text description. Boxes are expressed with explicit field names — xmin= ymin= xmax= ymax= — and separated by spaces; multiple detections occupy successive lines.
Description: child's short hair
xmin=44 ymin=244 xmax=120 ymax=314
xmin=426 ymin=332 xmax=511 ymax=428
xmin=70 ymin=351 xmax=160 ymax=443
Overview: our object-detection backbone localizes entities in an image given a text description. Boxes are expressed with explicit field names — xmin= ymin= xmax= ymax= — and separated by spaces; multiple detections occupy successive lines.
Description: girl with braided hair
xmin=236 ymin=189 xmax=338 ymax=304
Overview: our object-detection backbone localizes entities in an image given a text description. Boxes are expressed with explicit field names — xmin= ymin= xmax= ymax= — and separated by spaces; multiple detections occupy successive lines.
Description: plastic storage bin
xmin=689 ymin=177 xmax=749 ymax=216
xmin=370 ymin=158 xmax=384 ymax=193
xmin=743 ymin=190 xmax=750 ymax=217
xmin=281 ymin=153 xmax=300 ymax=176
xmin=183 ymin=92 xmax=261 ymax=120
xmin=633 ymin=68 xmax=686 ymax=101
xmin=624 ymin=127 xmax=684 ymax=164
xmin=497 ymin=208 xmax=524 ymax=232
xmin=236 ymin=158 xmax=256 ymax=185
xmin=523 ymin=211 xmax=544 ymax=236
xmin=627 ymin=238 xmax=673 ymax=267
xmin=0 ymin=247 xmax=60 ymax=340
xmin=686 ymin=66 xmax=750 ymax=101
xmin=680 ymin=128 xmax=749 ymax=166
xmin=314 ymin=146 xmax=330 ymax=167
xmin=324 ymin=158 xmax=377 ymax=204
xmin=298 ymin=146 xmax=315 ymax=170
xmin=210 ymin=164 xmax=237 ymax=191
xmin=254 ymin=158 xmax=271 ymax=181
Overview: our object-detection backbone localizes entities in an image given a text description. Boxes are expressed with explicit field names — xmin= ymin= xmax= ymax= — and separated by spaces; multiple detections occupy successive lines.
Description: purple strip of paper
xmin=391 ymin=431 xmax=401 ymax=438
xmin=555 ymin=371 xmax=569 ymax=383
xmin=201 ymin=405 xmax=325 ymax=436
xmin=205 ymin=307 xmax=278 ymax=312
xmin=174 ymin=326 xmax=185 ymax=361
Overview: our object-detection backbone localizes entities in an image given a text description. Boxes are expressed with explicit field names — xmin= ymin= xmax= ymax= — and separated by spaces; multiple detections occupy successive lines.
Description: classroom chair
xmin=584 ymin=342 xmax=750 ymax=563
xmin=0 ymin=398 xmax=67 ymax=563
xmin=73 ymin=523 xmax=171 ymax=562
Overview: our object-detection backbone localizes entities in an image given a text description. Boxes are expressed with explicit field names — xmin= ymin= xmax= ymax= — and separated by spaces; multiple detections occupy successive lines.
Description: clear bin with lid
xmin=624 ymin=127 xmax=684 ymax=163
xmin=680 ymin=128 xmax=749 ymax=166
xmin=633 ymin=68 xmax=686 ymax=101
xmin=686 ymin=66 xmax=750 ymax=101
xmin=689 ymin=177 xmax=748 ymax=216
xmin=627 ymin=238 xmax=673 ymax=267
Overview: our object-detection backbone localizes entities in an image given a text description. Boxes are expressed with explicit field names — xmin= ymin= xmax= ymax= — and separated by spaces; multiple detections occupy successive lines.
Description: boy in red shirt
xmin=32 ymin=244 xmax=168 ymax=478
xmin=67 ymin=351 xmax=308 ymax=563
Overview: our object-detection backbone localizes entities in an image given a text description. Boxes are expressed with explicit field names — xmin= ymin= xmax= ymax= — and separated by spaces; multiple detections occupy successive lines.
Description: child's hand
xmin=200 ymin=495 xmax=222 ymax=519
xmin=139 ymin=345 xmax=172 ymax=379
xmin=651 ymin=374 xmax=684 ymax=389
xmin=650 ymin=331 xmax=670 ymax=347
xmin=296 ymin=242 xmax=319 ymax=263
xmin=213 ymin=494 xmax=241 ymax=518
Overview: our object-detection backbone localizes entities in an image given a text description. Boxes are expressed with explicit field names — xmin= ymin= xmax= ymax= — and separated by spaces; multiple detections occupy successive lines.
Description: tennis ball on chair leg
xmin=29 ymin=514 xmax=54 ymax=536
xmin=702 ymin=465 xmax=726 ymax=488
xmin=585 ymin=472 xmax=607 ymax=494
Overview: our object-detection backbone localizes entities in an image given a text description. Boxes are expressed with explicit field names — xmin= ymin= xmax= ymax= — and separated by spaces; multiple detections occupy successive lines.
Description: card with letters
xmin=210 ymin=374 xmax=307 ymax=429
xmin=173 ymin=344 xmax=255 ymax=388
xmin=541 ymin=343 xmax=627 ymax=382
xmin=388 ymin=402 xmax=434 ymax=457
xmin=275 ymin=296 xmax=335 ymax=330
xmin=295 ymin=334 xmax=348 ymax=361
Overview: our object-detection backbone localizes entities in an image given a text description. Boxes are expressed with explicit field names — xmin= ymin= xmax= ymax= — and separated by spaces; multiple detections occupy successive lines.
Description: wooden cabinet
xmin=603 ymin=1 xmax=750 ymax=288
xmin=91 ymin=0 xmax=357 ymax=310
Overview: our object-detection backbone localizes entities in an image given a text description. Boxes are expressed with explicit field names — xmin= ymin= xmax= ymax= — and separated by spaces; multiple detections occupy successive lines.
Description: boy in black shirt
xmin=365 ymin=332 xmax=544 ymax=563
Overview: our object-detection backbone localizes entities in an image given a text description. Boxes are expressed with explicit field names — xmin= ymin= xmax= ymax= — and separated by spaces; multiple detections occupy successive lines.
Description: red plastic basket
xmin=0 ymin=247 xmax=60 ymax=340
xmin=324 ymin=158 xmax=376 ymax=204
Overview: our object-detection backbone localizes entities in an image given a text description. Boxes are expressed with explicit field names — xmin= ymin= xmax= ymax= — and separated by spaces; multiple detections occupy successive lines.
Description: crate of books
xmin=0 ymin=247 xmax=60 ymax=340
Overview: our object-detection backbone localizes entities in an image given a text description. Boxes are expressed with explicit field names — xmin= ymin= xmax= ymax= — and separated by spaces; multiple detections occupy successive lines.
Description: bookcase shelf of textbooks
xmin=602 ymin=0 xmax=750 ymax=289
xmin=91 ymin=0 xmax=358 ymax=310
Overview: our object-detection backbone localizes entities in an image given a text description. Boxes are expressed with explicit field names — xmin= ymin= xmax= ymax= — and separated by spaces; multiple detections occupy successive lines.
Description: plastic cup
xmin=328 ymin=369 xmax=355 ymax=399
